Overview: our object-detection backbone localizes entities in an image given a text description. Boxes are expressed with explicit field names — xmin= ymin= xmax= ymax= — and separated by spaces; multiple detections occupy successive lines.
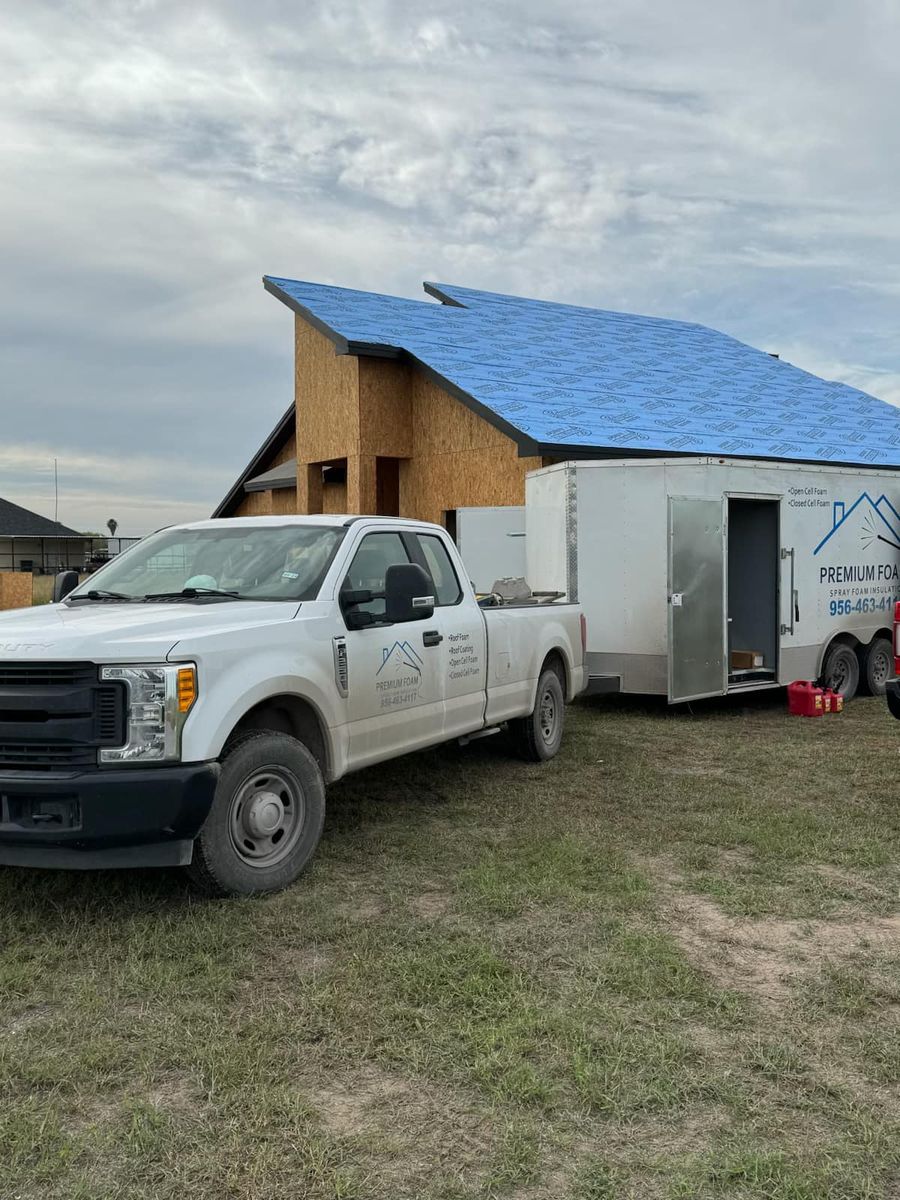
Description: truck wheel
xmin=510 ymin=667 xmax=565 ymax=762
xmin=821 ymin=643 xmax=860 ymax=701
xmin=188 ymin=731 xmax=325 ymax=897
xmin=859 ymin=637 xmax=893 ymax=697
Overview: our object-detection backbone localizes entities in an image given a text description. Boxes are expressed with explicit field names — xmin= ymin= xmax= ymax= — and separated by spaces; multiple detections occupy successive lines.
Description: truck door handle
xmin=422 ymin=630 xmax=443 ymax=647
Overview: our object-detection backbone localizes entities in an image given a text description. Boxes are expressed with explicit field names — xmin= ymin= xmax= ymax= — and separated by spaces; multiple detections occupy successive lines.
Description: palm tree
xmin=106 ymin=519 xmax=118 ymax=538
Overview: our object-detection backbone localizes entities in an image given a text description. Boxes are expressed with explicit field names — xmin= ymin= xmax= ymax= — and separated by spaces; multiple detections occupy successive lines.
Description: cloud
xmin=1 ymin=0 xmax=899 ymax=532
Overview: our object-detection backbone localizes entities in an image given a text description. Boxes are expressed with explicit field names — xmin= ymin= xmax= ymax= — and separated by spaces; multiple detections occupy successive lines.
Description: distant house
xmin=0 ymin=498 xmax=90 ymax=574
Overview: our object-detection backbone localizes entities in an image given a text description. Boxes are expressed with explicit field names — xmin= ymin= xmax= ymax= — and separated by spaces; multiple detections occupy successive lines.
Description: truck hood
xmin=0 ymin=600 xmax=301 ymax=661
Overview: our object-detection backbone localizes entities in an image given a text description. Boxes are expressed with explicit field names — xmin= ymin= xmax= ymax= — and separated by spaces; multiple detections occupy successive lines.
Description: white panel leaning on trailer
xmin=525 ymin=458 xmax=900 ymax=704
xmin=455 ymin=506 xmax=526 ymax=593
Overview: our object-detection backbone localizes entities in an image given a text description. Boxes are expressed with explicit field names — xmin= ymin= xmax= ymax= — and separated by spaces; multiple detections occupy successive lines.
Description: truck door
xmin=409 ymin=530 xmax=487 ymax=739
xmin=667 ymin=497 xmax=726 ymax=702
xmin=340 ymin=531 xmax=445 ymax=768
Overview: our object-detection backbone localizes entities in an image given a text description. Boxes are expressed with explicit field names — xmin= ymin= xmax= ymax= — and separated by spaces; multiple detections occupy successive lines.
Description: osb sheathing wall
xmin=400 ymin=372 xmax=541 ymax=524
xmin=272 ymin=432 xmax=297 ymax=467
xmin=293 ymin=315 xmax=539 ymax=521
xmin=271 ymin=488 xmax=298 ymax=516
xmin=322 ymin=482 xmax=348 ymax=514
xmin=295 ymin=319 xmax=360 ymax=510
xmin=234 ymin=490 xmax=274 ymax=517
xmin=0 ymin=572 xmax=33 ymax=611
xmin=232 ymin=487 xmax=298 ymax=517
xmin=230 ymin=427 xmax=298 ymax=517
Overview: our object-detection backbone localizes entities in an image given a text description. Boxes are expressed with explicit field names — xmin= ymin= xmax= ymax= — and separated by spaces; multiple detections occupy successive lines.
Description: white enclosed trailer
xmin=525 ymin=458 xmax=900 ymax=702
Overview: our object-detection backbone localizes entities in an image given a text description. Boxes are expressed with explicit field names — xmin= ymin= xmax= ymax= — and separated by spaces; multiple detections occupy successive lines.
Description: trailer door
xmin=667 ymin=496 xmax=726 ymax=702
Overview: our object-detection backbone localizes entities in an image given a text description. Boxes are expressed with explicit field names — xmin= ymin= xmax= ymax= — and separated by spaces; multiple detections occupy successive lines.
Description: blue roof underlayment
xmin=264 ymin=275 xmax=900 ymax=469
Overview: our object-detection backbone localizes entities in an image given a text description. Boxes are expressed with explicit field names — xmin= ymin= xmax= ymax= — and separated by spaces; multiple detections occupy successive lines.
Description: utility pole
xmin=53 ymin=458 xmax=59 ymax=523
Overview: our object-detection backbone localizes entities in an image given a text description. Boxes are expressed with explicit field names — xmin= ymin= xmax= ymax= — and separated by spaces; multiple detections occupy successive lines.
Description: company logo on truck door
xmin=375 ymin=641 xmax=424 ymax=709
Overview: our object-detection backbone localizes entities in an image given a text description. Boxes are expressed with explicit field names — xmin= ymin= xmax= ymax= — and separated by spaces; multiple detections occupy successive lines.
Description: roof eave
xmin=529 ymin=443 xmax=900 ymax=471
xmin=263 ymin=276 xmax=352 ymax=354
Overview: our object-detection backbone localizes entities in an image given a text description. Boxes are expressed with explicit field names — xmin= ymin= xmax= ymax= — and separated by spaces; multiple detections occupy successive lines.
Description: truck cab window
xmin=416 ymin=534 xmax=462 ymax=606
xmin=341 ymin=532 xmax=410 ymax=622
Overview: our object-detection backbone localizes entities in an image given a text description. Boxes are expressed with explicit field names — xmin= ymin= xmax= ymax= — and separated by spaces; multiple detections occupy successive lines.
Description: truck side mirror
xmin=385 ymin=563 xmax=434 ymax=623
xmin=53 ymin=570 xmax=79 ymax=602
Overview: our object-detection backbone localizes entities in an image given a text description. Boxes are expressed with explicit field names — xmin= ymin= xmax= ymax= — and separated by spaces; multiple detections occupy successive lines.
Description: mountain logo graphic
xmin=813 ymin=492 xmax=900 ymax=556
xmin=377 ymin=641 xmax=424 ymax=678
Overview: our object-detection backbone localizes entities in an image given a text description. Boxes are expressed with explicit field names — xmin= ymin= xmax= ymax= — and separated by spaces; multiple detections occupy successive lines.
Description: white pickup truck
xmin=0 ymin=516 xmax=585 ymax=894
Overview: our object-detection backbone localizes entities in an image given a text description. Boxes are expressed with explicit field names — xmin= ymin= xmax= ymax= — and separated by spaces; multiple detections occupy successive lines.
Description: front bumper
xmin=886 ymin=679 xmax=900 ymax=721
xmin=0 ymin=762 xmax=219 ymax=869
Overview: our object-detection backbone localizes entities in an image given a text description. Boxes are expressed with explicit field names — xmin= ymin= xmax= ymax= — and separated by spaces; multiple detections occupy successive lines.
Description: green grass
xmin=2 ymin=692 xmax=900 ymax=1197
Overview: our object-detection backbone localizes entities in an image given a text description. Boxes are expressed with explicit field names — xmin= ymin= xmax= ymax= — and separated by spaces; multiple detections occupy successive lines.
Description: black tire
xmin=859 ymin=637 xmax=893 ymax=697
xmin=821 ymin=642 xmax=860 ymax=701
xmin=187 ymin=731 xmax=325 ymax=897
xmin=510 ymin=666 xmax=566 ymax=762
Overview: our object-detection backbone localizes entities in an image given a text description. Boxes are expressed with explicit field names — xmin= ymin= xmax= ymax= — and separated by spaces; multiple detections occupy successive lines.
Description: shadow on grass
xmin=0 ymin=688 xmax=803 ymax=919
xmin=0 ymin=742 xmax=486 ymax=918
xmin=0 ymin=861 xmax=199 ymax=917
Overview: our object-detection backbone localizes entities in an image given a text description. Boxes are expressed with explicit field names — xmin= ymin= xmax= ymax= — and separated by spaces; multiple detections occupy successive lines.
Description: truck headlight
xmin=99 ymin=664 xmax=197 ymax=764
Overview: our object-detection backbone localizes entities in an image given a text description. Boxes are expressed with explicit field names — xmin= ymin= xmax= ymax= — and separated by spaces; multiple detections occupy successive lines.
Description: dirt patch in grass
xmin=313 ymin=1062 xmax=477 ymax=1139
xmin=145 ymin=1070 xmax=206 ymax=1116
xmin=661 ymin=881 xmax=900 ymax=1007
xmin=282 ymin=943 xmax=334 ymax=975
xmin=666 ymin=765 xmax=727 ymax=778
xmin=309 ymin=1061 xmax=529 ymax=1193
xmin=407 ymin=890 xmax=452 ymax=920
xmin=336 ymin=895 xmax=384 ymax=921
xmin=1 ymin=1004 xmax=54 ymax=1037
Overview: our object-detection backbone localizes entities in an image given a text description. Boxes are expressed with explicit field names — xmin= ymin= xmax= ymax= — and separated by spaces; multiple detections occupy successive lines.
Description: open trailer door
xmin=667 ymin=496 xmax=726 ymax=702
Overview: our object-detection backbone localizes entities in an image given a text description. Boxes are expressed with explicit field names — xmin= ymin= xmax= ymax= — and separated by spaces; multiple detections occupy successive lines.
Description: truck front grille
xmin=0 ymin=663 xmax=96 ymax=688
xmin=0 ymin=663 xmax=126 ymax=772
xmin=0 ymin=743 xmax=97 ymax=769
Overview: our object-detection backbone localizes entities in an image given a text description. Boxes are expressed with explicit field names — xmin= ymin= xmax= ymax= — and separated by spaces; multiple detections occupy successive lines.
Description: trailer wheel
xmin=859 ymin=638 xmax=893 ymax=697
xmin=187 ymin=731 xmax=325 ymax=897
xmin=510 ymin=667 xmax=565 ymax=762
xmin=821 ymin=643 xmax=860 ymax=701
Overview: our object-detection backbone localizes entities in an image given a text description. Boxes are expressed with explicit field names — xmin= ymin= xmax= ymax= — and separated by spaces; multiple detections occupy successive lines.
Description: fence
xmin=0 ymin=537 xmax=141 ymax=576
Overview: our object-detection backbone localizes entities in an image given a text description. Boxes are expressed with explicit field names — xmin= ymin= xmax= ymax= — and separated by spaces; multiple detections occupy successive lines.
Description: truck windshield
xmin=68 ymin=525 xmax=345 ymax=603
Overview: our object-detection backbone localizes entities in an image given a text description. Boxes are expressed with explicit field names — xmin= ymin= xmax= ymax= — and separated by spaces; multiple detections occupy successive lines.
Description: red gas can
xmin=823 ymin=688 xmax=843 ymax=714
xmin=788 ymin=680 xmax=825 ymax=717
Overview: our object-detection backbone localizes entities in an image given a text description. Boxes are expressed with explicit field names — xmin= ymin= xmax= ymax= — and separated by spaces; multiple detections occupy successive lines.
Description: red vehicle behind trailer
xmin=886 ymin=601 xmax=900 ymax=718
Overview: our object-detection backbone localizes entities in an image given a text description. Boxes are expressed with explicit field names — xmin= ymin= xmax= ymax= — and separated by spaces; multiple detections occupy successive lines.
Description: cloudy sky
xmin=3 ymin=0 xmax=899 ymax=534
